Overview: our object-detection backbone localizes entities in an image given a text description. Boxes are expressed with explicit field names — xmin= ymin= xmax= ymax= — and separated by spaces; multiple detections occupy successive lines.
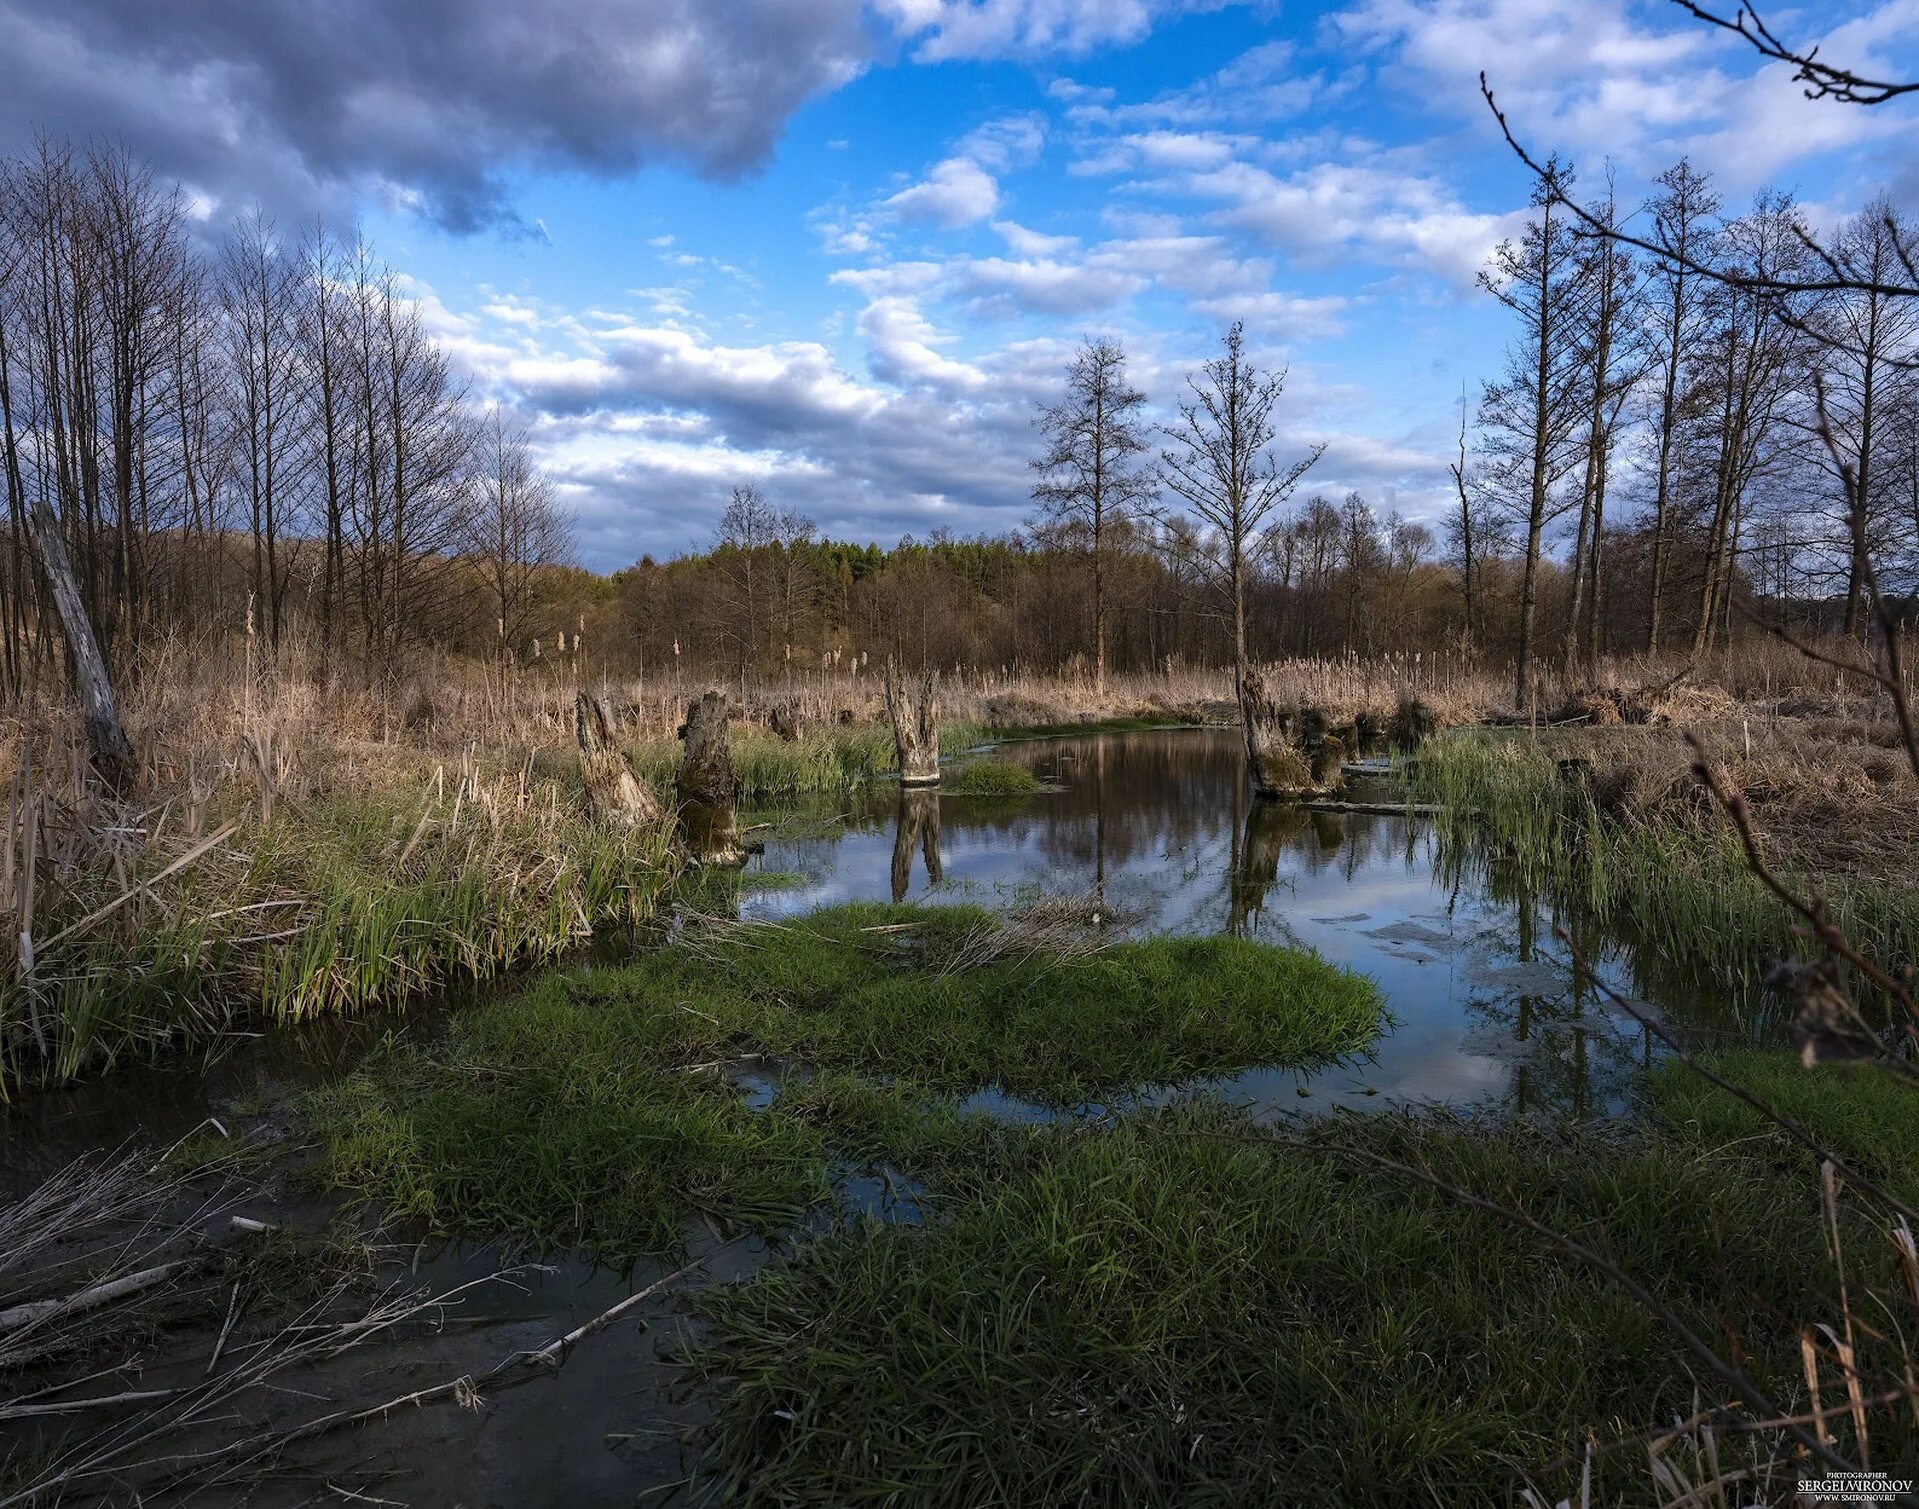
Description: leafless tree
xmin=1477 ymin=163 xmax=1587 ymax=708
xmin=1031 ymin=336 xmax=1156 ymax=695
xmin=470 ymin=408 xmax=570 ymax=662
xmin=1157 ymin=321 xmax=1324 ymax=696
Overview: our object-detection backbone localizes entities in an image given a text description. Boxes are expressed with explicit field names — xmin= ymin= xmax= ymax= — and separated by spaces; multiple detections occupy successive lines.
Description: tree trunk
xmin=574 ymin=691 xmax=663 ymax=826
xmin=1240 ymin=669 xmax=1343 ymax=800
xmin=30 ymin=494 xmax=134 ymax=793
xmin=884 ymin=660 xmax=941 ymax=786
xmin=677 ymin=690 xmax=746 ymax=866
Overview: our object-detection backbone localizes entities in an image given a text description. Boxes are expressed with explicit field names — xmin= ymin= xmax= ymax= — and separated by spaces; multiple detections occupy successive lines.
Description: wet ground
xmin=0 ymin=725 xmax=1754 ymax=1507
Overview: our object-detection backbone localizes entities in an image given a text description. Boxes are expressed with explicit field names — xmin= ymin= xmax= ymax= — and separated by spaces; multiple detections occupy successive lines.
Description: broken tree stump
xmin=1239 ymin=671 xmax=1342 ymax=801
xmin=574 ymin=691 xmax=664 ymax=826
xmin=677 ymin=690 xmax=746 ymax=866
xmin=884 ymin=660 xmax=941 ymax=787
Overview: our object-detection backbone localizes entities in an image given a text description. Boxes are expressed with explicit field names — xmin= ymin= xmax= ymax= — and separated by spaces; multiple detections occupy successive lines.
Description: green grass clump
xmin=1653 ymin=1048 xmax=1919 ymax=1208
xmin=310 ymin=903 xmax=1383 ymax=1256
xmin=940 ymin=759 xmax=1045 ymax=797
xmin=682 ymin=1102 xmax=1882 ymax=1506
xmin=5 ymin=780 xmax=678 ymax=1090
xmin=630 ymin=722 xmax=993 ymax=800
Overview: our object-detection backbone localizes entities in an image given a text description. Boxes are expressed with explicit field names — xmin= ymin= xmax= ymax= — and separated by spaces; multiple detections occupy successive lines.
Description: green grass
xmin=1417 ymin=732 xmax=1919 ymax=1002
xmin=941 ymin=759 xmax=1045 ymax=797
xmin=631 ymin=723 xmax=993 ymax=800
xmin=1653 ymin=1047 xmax=1919 ymax=1209
xmin=681 ymin=1099 xmax=1886 ymax=1506
xmin=309 ymin=903 xmax=1384 ymax=1257
xmin=6 ymin=781 xmax=678 ymax=1090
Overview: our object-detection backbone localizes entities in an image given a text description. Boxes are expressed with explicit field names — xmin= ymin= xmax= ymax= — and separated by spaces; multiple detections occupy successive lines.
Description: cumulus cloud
xmin=884 ymin=157 xmax=1005 ymax=226
xmin=0 ymin=0 xmax=873 ymax=231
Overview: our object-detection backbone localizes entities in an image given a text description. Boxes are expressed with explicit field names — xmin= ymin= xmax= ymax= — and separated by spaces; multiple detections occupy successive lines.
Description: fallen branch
xmin=0 ymin=1261 xmax=193 ymax=1335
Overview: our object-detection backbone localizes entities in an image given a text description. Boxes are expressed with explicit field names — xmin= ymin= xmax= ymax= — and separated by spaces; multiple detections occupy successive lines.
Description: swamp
xmin=7 ymin=671 xmax=1919 ymax=1505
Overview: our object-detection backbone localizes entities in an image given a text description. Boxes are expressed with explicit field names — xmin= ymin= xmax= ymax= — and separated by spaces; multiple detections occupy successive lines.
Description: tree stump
xmin=677 ymin=690 xmax=746 ymax=866
xmin=885 ymin=660 xmax=941 ymax=787
xmin=574 ymin=691 xmax=664 ymax=826
xmin=1239 ymin=671 xmax=1342 ymax=800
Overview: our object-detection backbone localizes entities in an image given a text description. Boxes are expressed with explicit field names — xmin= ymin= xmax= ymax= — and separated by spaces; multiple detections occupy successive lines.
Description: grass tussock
xmin=310 ymin=902 xmax=1384 ymax=1257
xmin=0 ymin=742 xmax=677 ymax=1091
xmin=681 ymin=1097 xmax=1887 ymax=1506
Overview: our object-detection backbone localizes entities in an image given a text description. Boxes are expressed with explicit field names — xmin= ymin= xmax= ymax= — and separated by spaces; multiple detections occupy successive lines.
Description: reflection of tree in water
xmin=890 ymin=788 xmax=942 ymax=903
xmin=1431 ymin=820 xmax=1775 ymax=1039
xmin=1462 ymin=894 xmax=1653 ymax=1117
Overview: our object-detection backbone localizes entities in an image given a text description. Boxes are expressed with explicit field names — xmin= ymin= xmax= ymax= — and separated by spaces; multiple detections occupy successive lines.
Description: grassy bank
xmin=2 ymin=749 xmax=678 ymax=1091
xmin=1417 ymin=729 xmax=1919 ymax=999
xmin=682 ymin=1062 xmax=1919 ymax=1505
xmin=311 ymin=902 xmax=1384 ymax=1257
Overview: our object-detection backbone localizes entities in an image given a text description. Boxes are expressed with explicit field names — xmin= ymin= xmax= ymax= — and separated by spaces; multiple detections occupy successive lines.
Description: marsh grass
xmin=680 ymin=1099 xmax=1897 ymax=1506
xmin=1 ymin=754 xmax=677 ymax=1090
xmin=1418 ymin=732 xmax=1919 ymax=997
xmin=310 ymin=903 xmax=1384 ymax=1258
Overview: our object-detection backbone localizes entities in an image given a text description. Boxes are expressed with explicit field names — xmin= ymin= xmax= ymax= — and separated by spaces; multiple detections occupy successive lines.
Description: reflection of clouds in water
xmin=740 ymin=728 xmax=1681 ymax=1116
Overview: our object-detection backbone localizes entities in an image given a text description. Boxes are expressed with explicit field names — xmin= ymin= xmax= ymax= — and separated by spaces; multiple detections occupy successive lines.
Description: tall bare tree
xmin=1478 ymin=161 xmax=1586 ymax=709
xmin=1031 ymin=336 xmax=1155 ymax=695
xmin=1157 ymin=321 xmax=1323 ymax=699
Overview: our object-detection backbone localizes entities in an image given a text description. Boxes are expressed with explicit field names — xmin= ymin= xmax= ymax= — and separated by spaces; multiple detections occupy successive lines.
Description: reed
xmin=1417 ymin=731 xmax=1919 ymax=1004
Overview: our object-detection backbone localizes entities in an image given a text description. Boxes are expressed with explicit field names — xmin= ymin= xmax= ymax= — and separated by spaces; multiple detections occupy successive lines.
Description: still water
xmin=744 ymin=725 xmax=1707 ymax=1120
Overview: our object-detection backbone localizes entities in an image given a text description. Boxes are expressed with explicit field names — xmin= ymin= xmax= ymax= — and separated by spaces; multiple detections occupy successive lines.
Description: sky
xmin=5 ymin=0 xmax=1919 ymax=570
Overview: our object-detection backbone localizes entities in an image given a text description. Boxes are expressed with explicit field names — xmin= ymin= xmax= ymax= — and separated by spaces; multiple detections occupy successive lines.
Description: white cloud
xmin=884 ymin=155 xmax=1004 ymax=226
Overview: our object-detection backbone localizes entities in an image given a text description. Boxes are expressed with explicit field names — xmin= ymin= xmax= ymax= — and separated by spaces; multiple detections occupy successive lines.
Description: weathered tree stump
xmin=1239 ymin=671 xmax=1342 ymax=800
xmin=885 ymin=660 xmax=941 ymax=787
xmin=889 ymin=787 xmax=943 ymax=903
xmin=677 ymin=690 xmax=746 ymax=866
xmin=574 ymin=691 xmax=664 ymax=826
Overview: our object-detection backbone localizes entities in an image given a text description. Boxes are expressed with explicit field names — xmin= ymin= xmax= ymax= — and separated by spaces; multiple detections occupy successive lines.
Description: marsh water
xmin=745 ymin=725 xmax=1720 ymax=1120
xmin=0 ymin=724 xmax=1754 ymax=1507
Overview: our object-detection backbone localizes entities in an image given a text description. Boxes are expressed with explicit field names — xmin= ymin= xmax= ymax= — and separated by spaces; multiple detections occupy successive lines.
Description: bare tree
xmin=1478 ymin=162 xmax=1587 ymax=708
xmin=1031 ymin=336 xmax=1156 ymax=695
xmin=1643 ymin=159 xmax=1721 ymax=652
xmin=470 ymin=408 xmax=569 ymax=661
xmin=1157 ymin=321 xmax=1323 ymax=759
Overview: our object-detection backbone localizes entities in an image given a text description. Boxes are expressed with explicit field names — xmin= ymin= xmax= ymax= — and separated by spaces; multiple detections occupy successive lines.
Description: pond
xmin=744 ymin=724 xmax=1708 ymax=1120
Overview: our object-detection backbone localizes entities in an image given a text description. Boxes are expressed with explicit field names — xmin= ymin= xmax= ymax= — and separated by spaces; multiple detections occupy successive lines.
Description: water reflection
xmin=746 ymin=727 xmax=1740 ymax=1118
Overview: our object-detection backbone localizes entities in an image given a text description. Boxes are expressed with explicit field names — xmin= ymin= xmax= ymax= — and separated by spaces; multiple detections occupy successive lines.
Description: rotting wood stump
xmin=885 ymin=660 xmax=941 ymax=787
xmin=575 ymin=690 xmax=664 ymax=826
xmin=1239 ymin=670 xmax=1343 ymax=801
xmin=677 ymin=690 xmax=747 ymax=866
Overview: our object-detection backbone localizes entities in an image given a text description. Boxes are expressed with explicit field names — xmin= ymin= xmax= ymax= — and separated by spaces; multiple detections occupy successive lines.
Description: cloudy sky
xmin=6 ymin=0 xmax=1918 ymax=568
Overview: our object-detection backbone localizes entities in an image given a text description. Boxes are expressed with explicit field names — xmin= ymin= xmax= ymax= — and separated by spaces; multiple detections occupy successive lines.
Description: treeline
xmin=1463 ymin=162 xmax=1919 ymax=697
xmin=0 ymin=138 xmax=574 ymax=699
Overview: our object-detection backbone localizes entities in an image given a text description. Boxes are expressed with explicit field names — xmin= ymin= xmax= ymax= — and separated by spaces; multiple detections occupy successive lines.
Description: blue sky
xmin=8 ymin=0 xmax=1919 ymax=568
